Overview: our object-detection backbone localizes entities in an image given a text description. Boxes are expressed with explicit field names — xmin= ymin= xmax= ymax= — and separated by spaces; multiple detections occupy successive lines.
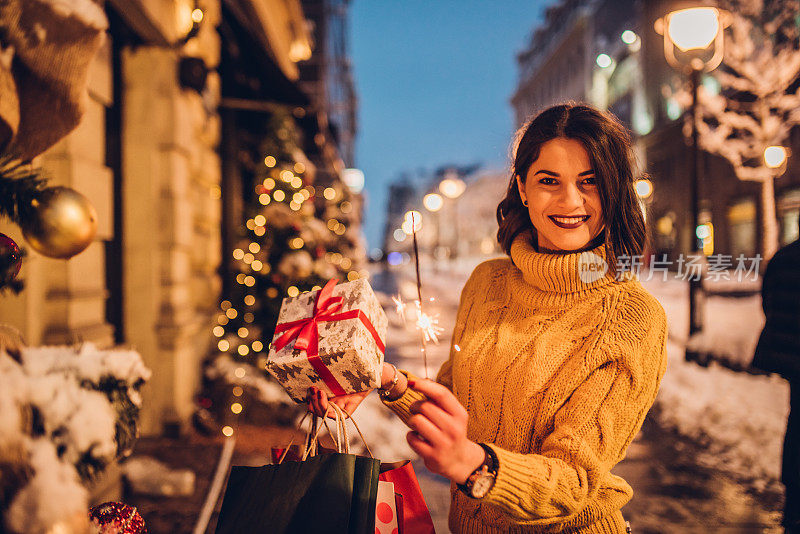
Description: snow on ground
xmin=642 ymin=275 xmax=787 ymax=492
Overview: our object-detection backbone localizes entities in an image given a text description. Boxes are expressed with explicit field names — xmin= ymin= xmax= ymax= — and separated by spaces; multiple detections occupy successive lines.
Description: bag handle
xmin=276 ymin=404 xmax=374 ymax=464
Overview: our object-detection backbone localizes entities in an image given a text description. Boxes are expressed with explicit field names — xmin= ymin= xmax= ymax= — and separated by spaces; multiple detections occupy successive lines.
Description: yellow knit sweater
xmin=383 ymin=233 xmax=668 ymax=533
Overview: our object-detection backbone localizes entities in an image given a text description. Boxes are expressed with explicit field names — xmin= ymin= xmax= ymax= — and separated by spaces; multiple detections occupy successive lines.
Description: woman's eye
xmin=538 ymin=177 xmax=557 ymax=185
xmin=581 ymin=177 xmax=597 ymax=186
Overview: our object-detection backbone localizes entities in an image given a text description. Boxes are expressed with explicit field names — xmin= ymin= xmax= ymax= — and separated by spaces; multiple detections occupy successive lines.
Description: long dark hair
xmin=496 ymin=103 xmax=647 ymax=269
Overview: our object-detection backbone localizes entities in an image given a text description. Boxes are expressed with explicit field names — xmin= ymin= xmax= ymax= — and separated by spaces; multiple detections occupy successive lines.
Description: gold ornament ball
xmin=22 ymin=187 xmax=98 ymax=259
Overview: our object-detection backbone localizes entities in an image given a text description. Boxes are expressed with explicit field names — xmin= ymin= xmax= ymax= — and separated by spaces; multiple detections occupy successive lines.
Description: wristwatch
xmin=457 ymin=443 xmax=498 ymax=499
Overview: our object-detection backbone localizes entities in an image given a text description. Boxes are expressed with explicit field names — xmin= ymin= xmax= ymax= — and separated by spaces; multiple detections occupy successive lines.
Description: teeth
xmin=552 ymin=216 xmax=588 ymax=224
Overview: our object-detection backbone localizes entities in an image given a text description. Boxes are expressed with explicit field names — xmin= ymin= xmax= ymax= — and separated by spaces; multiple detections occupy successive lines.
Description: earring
xmin=522 ymin=199 xmax=528 ymax=207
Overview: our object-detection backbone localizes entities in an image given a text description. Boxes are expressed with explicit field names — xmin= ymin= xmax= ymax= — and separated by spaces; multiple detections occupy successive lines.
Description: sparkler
xmin=392 ymin=295 xmax=407 ymax=324
xmin=415 ymin=307 xmax=444 ymax=344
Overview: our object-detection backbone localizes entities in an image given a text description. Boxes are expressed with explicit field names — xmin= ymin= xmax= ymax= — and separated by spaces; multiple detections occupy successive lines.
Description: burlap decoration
xmin=0 ymin=0 xmax=107 ymax=161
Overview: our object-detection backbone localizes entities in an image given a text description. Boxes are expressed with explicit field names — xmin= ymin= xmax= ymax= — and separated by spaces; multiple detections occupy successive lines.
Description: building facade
xmin=512 ymin=0 xmax=800 ymax=265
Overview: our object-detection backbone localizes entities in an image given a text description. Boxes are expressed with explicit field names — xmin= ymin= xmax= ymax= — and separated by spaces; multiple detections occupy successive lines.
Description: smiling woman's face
xmin=516 ymin=137 xmax=604 ymax=252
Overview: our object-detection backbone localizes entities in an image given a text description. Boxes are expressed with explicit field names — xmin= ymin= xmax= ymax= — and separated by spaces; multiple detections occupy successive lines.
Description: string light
xmin=218 ymin=340 xmax=230 ymax=351
xmin=340 ymin=201 xmax=352 ymax=214
xmin=243 ymin=253 xmax=254 ymax=264
xmin=254 ymin=226 xmax=266 ymax=236
xmin=323 ymin=187 xmax=336 ymax=200
xmin=289 ymin=201 xmax=301 ymax=211
xmin=259 ymin=194 xmax=271 ymax=205
xmin=341 ymin=258 xmax=352 ymax=270
xmin=217 ymin=315 xmax=229 ymax=325
xmin=254 ymin=215 xmax=266 ymax=226
xmin=287 ymin=286 xmax=299 ymax=297
xmin=238 ymin=345 xmax=249 ymax=356
xmin=237 ymin=327 xmax=249 ymax=338
xmin=267 ymin=288 xmax=278 ymax=298
xmin=233 ymin=249 xmax=244 ymax=260
xmin=244 ymin=276 xmax=255 ymax=287
xmin=244 ymin=295 xmax=256 ymax=306
xmin=243 ymin=312 xmax=254 ymax=323
xmin=226 ymin=308 xmax=238 ymax=319
xmin=252 ymin=340 xmax=263 ymax=352
xmin=280 ymin=170 xmax=293 ymax=182
xmin=249 ymin=242 xmax=260 ymax=253
xmin=213 ymin=326 xmax=225 ymax=337
xmin=291 ymin=176 xmax=303 ymax=189
xmin=221 ymin=300 xmax=232 ymax=310
xmin=231 ymin=403 xmax=243 ymax=414
xmin=300 ymin=189 xmax=311 ymax=200
xmin=251 ymin=260 xmax=263 ymax=271
xmin=347 ymin=271 xmax=359 ymax=281
xmin=290 ymin=237 xmax=304 ymax=249
xmin=246 ymin=219 xmax=256 ymax=230
xmin=222 ymin=426 xmax=234 ymax=437
xmin=232 ymin=386 xmax=243 ymax=397
xmin=327 ymin=219 xmax=338 ymax=230
xmin=264 ymin=156 xmax=276 ymax=167
xmin=294 ymin=162 xmax=305 ymax=174
xmin=263 ymin=178 xmax=276 ymax=189
xmin=274 ymin=190 xmax=286 ymax=202
xmin=236 ymin=273 xmax=246 ymax=284
xmin=234 ymin=367 xmax=246 ymax=378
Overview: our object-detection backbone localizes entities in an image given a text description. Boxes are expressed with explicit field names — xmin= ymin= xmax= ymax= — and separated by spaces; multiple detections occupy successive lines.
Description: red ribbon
xmin=272 ymin=279 xmax=386 ymax=396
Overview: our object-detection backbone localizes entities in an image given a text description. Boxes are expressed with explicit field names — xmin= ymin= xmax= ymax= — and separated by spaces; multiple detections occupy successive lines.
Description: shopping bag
xmin=215 ymin=408 xmax=380 ymax=534
xmin=379 ymin=460 xmax=435 ymax=534
xmin=375 ymin=480 xmax=399 ymax=534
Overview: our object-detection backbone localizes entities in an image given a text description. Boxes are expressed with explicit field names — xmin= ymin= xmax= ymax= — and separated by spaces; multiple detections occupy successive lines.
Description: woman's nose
xmin=558 ymin=183 xmax=584 ymax=210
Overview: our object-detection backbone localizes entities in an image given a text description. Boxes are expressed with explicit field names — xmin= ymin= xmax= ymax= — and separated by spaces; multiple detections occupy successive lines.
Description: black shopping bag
xmin=215 ymin=407 xmax=380 ymax=534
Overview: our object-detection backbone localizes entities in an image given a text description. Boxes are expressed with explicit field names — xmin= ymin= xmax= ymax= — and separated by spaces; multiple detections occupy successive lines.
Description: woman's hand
xmin=405 ymin=379 xmax=485 ymax=484
xmin=306 ymin=362 xmax=407 ymax=418
xmin=306 ymin=386 xmax=371 ymax=418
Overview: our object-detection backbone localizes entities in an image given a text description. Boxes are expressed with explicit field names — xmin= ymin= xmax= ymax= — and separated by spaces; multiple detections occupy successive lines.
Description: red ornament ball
xmin=0 ymin=232 xmax=22 ymax=280
xmin=89 ymin=501 xmax=147 ymax=534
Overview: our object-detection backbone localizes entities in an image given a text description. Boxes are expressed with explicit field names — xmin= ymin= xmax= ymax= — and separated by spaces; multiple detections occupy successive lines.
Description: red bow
xmin=272 ymin=279 xmax=385 ymax=396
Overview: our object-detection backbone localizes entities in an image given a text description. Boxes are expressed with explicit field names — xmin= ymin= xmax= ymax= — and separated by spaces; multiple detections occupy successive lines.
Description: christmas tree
xmin=203 ymin=108 xmax=367 ymax=431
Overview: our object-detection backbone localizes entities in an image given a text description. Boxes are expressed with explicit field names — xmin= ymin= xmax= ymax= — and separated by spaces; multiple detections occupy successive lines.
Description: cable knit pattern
xmin=383 ymin=232 xmax=668 ymax=533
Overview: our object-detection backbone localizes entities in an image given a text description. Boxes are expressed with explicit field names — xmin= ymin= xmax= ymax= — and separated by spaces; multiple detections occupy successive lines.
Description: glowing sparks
xmin=415 ymin=308 xmax=443 ymax=344
xmin=392 ymin=295 xmax=407 ymax=323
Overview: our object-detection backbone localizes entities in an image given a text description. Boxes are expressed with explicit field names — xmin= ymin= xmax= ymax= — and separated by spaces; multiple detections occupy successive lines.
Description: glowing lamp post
xmin=764 ymin=146 xmax=789 ymax=171
xmin=656 ymin=3 xmax=729 ymax=337
xmin=438 ymin=171 xmax=466 ymax=261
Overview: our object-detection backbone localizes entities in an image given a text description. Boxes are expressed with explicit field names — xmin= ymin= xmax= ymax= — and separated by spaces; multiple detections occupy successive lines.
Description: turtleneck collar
xmin=509 ymin=231 xmax=619 ymax=294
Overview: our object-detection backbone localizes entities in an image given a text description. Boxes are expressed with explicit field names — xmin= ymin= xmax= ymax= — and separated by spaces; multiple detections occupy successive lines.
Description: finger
xmin=410 ymin=400 xmax=461 ymax=437
xmin=406 ymin=430 xmax=436 ymax=458
xmin=407 ymin=413 xmax=448 ymax=449
xmin=407 ymin=379 xmax=465 ymax=418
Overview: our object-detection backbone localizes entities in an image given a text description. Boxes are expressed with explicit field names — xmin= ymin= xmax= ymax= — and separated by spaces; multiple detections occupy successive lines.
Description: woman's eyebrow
xmin=533 ymin=169 xmax=595 ymax=176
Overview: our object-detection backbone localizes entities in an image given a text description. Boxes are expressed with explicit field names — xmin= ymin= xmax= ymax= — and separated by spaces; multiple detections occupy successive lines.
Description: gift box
xmin=266 ymin=278 xmax=388 ymax=402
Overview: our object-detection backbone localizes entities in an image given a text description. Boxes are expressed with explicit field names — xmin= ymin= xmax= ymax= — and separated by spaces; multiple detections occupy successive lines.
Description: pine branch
xmin=0 ymin=156 xmax=48 ymax=227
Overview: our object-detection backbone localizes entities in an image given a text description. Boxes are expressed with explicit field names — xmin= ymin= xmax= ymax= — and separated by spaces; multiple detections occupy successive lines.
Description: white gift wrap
xmin=266 ymin=278 xmax=388 ymax=402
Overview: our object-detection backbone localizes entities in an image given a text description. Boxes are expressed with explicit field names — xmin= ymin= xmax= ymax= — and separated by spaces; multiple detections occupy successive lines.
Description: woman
xmin=309 ymin=104 xmax=667 ymax=533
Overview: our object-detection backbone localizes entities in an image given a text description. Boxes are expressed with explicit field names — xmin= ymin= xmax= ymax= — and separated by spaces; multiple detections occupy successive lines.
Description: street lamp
xmin=656 ymin=3 xmax=730 ymax=337
xmin=438 ymin=172 xmax=466 ymax=260
xmin=423 ymin=193 xmax=444 ymax=264
xmin=764 ymin=145 xmax=789 ymax=170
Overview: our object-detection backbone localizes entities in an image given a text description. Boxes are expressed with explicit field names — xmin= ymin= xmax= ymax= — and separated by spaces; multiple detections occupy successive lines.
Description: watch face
xmin=471 ymin=474 xmax=495 ymax=499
